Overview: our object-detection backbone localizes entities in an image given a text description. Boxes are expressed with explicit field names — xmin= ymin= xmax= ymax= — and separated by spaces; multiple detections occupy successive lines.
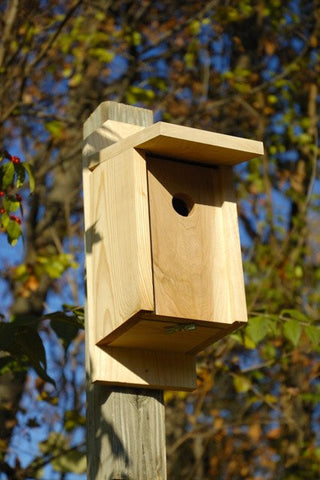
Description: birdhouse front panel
xmin=147 ymin=156 xmax=247 ymax=326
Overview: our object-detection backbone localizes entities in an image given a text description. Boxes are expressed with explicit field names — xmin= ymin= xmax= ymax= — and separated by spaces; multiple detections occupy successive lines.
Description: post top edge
xmin=83 ymin=101 xmax=153 ymax=138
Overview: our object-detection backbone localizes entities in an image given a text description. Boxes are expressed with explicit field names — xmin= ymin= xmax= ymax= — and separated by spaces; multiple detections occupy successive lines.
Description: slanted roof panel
xmin=89 ymin=122 xmax=264 ymax=170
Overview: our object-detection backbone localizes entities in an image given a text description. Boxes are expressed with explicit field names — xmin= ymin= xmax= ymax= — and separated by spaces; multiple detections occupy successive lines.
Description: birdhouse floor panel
xmin=98 ymin=313 xmax=244 ymax=355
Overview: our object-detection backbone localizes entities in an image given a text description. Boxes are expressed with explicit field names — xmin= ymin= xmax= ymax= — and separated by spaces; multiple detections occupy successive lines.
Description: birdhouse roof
xmin=88 ymin=121 xmax=264 ymax=170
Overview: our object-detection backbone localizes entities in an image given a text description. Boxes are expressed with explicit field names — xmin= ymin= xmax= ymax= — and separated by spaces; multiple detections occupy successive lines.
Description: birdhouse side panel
xmin=89 ymin=148 xmax=154 ymax=344
xmin=218 ymin=166 xmax=248 ymax=324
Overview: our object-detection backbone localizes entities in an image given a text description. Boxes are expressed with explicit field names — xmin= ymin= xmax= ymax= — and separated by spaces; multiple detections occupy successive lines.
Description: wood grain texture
xmin=95 ymin=347 xmax=196 ymax=390
xmin=83 ymin=102 xmax=167 ymax=480
xmin=89 ymin=147 xmax=154 ymax=343
xmin=86 ymin=386 xmax=166 ymax=480
xmin=83 ymin=119 xmax=144 ymax=164
xmin=88 ymin=121 xmax=264 ymax=170
xmin=147 ymin=157 xmax=247 ymax=327
xmin=83 ymin=101 xmax=153 ymax=138
xmin=109 ymin=389 xmax=166 ymax=480
xmin=105 ymin=316 xmax=242 ymax=355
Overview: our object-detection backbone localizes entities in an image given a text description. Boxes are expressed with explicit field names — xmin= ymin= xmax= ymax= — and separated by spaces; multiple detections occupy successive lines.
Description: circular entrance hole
xmin=172 ymin=193 xmax=194 ymax=217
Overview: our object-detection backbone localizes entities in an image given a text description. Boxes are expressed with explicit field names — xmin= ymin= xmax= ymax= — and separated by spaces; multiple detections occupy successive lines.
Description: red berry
xmin=16 ymin=194 xmax=22 ymax=202
xmin=0 ymin=191 xmax=4 ymax=197
xmin=0 ymin=208 xmax=6 ymax=214
xmin=11 ymin=156 xmax=21 ymax=164
xmin=10 ymin=214 xmax=21 ymax=224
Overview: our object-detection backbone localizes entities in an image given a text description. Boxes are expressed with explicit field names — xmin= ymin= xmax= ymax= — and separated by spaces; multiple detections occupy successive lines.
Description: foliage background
xmin=0 ymin=0 xmax=319 ymax=478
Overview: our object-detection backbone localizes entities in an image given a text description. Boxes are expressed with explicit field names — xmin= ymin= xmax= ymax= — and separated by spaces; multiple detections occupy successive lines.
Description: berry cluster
xmin=0 ymin=192 xmax=22 ymax=201
xmin=10 ymin=214 xmax=21 ymax=225
xmin=2 ymin=151 xmax=21 ymax=164
xmin=11 ymin=156 xmax=21 ymax=164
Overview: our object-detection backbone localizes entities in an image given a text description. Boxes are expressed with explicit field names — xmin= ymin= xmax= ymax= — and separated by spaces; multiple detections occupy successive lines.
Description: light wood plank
xmin=95 ymin=347 xmax=196 ymax=390
xmin=83 ymin=102 xmax=167 ymax=480
xmin=83 ymin=119 xmax=144 ymax=164
xmin=104 ymin=317 xmax=242 ymax=354
xmin=86 ymin=387 xmax=166 ymax=480
xmin=83 ymin=100 xmax=153 ymax=138
xmin=219 ymin=166 xmax=248 ymax=324
xmin=89 ymin=148 xmax=154 ymax=343
xmin=147 ymin=157 xmax=247 ymax=327
xmin=87 ymin=121 xmax=264 ymax=170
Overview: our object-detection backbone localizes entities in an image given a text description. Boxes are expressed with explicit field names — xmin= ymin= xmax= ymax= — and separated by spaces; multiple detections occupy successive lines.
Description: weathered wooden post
xmin=83 ymin=103 xmax=166 ymax=480
xmin=83 ymin=101 xmax=264 ymax=478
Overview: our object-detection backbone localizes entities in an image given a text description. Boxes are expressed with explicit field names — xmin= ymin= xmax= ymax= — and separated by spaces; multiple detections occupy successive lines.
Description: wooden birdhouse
xmin=83 ymin=102 xmax=264 ymax=391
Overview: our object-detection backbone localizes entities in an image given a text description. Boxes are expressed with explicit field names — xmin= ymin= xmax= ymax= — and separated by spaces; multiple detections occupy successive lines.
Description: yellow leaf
xmin=233 ymin=374 xmax=252 ymax=393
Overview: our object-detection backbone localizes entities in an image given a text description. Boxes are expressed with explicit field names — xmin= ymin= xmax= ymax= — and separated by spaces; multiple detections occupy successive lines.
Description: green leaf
xmin=229 ymin=330 xmax=243 ymax=344
xmin=281 ymin=309 xmax=309 ymax=323
xmin=39 ymin=432 xmax=68 ymax=455
xmin=1 ymin=162 xmax=15 ymax=188
xmin=0 ymin=319 xmax=55 ymax=385
xmin=22 ymin=163 xmax=35 ymax=193
xmin=39 ymin=431 xmax=85 ymax=473
xmin=1 ymin=212 xmax=9 ymax=228
xmin=52 ymin=448 xmax=86 ymax=474
xmin=14 ymin=163 xmax=26 ymax=188
xmin=184 ymin=52 xmax=195 ymax=69
xmin=0 ymin=355 xmax=18 ymax=374
xmin=148 ymin=77 xmax=167 ymax=92
xmin=244 ymin=334 xmax=256 ymax=349
xmin=233 ymin=374 xmax=252 ymax=393
xmin=131 ymin=31 xmax=141 ymax=47
xmin=283 ymin=319 xmax=302 ymax=347
xmin=50 ymin=316 xmax=80 ymax=350
xmin=62 ymin=304 xmax=84 ymax=324
xmin=64 ymin=409 xmax=86 ymax=432
xmin=45 ymin=261 xmax=66 ymax=278
xmin=3 ymin=196 xmax=20 ymax=212
xmin=189 ymin=19 xmax=201 ymax=35
xmin=0 ymin=323 xmax=18 ymax=352
xmin=44 ymin=308 xmax=83 ymax=350
xmin=126 ymin=86 xmax=155 ymax=105
xmin=14 ymin=326 xmax=56 ymax=384
xmin=6 ymin=219 xmax=21 ymax=245
xmin=36 ymin=253 xmax=78 ymax=279
xmin=68 ymin=72 xmax=83 ymax=87
xmin=267 ymin=94 xmax=278 ymax=104
xmin=246 ymin=316 xmax=270 ymax=345
xmin=45 ymin=120 xmax=64 ymax=138
xmin=89 ymin=48 xmax=114 ymax=63
xmin=305 ymin=325 xmax=320 ymax=347
xmin=13 ymin=263 xmax=29 ymax=281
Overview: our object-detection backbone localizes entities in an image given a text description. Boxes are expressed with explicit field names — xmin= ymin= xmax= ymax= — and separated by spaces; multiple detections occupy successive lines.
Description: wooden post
xmin=83 ymin=102 xmax=167 ymax=480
